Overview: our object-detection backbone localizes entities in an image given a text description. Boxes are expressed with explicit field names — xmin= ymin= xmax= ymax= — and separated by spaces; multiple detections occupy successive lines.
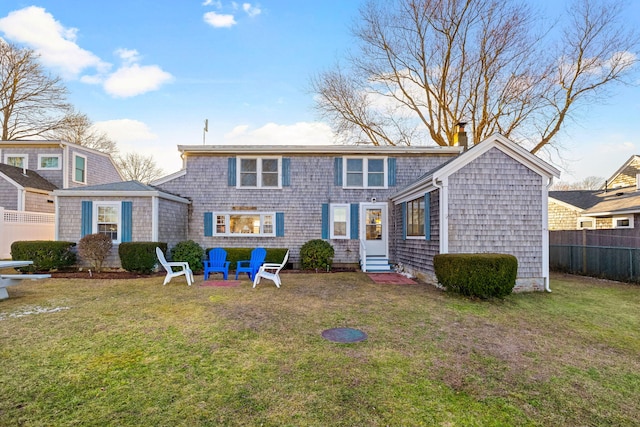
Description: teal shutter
xmin=121 ymin=201 xmax=132 ymax=242
xmin=334 ymin=157 xmax=343 ymax=186
xmin=204 ymin=212 xmax=213 ymax=236
xmin=276 ymin=212 xmax=284 ymax=236
xmin=282 ymin=158 xmax=291 ymax=186
xmin=228 ymin=158 xmax=236 ymax=186
xmin=81 ymin=201 xmax=92 ymax=237
xmin=321 ymin=203 xmax=329 ymax=239
xmin=350 ymin=203 xmax=359 ymax=240
xmin=388 ymin=158 xmax=396 ymax=186
xmin=424 ymin=193 xmax=431 ymax=241
xmin=401 ymin=202 xmax=407 ymax=241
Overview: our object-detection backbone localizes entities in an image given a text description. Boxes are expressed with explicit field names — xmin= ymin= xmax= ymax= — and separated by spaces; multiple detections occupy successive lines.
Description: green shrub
xmin=171 ymin=240 xmax=204 ymax=273
xmin=434 ymin=253 xmax=517 ymax=298
xmin=77 ymin=233 xmax=113 ymax=273
xmin=119 ymin=242 xmax=167 ymax=274
xmin=10 ymin=240 xmax=76 ymax=273
xmin=205 ymin=248 xmax=289 ymax=270
xmin=299 ymin=239 xmax=334 ymax=271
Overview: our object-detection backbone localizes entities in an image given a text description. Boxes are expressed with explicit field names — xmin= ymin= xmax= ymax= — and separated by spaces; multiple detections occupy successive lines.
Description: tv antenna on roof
xmin=203 ymin=119 xmax=208 ymax=145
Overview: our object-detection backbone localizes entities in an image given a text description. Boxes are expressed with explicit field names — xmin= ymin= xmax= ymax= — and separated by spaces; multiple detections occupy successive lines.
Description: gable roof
xmin=0 ymin=163 xmax=58 ymax=192
xmin=391 ymin=134 xmax=561 ymax=202
xmin=603 ymin=155 xmax=640 ymax=189
xmin=549 ymin=185 xmax=640 ymax=216
xmin=52 ymin=180 xmax=191 ymax=204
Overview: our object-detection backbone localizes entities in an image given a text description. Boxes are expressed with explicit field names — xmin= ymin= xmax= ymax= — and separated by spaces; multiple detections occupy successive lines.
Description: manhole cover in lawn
xmin=321 ymin=327 xmax=368 ymax=343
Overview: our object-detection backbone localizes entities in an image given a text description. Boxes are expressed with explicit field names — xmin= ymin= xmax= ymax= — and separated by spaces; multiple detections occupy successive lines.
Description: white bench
xmin=0 ymin=274 xmax=51 ymax=300
xmin=0 ymin=260 xmax=51 ymax=300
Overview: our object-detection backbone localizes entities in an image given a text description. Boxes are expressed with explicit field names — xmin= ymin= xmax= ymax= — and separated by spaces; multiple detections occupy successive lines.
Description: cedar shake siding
xmin=548 ymin=200 xmax=581 ymax=230
xmin=157 ymin=151 xmax=458 ymax=267
xmin=447 ymin=147 xmax=545 ymax=291
xmin=391 ymin=189 xmax=440 ymax=282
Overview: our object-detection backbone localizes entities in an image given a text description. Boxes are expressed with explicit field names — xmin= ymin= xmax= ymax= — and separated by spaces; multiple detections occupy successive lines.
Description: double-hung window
xmin=95 ymin=202 xmax=120 ymax=242
xmin=73 ymin=153 xmax=87 ymax=184
xmin=344 ymin=157 xmax=387 ymax=188
xmin=330 ymin=204 xmax=350 ymax=239
xmin=238 ymin=157 xmax=281 ymax=188
xmin=214 ymin=212 xmax=276 ymax=236
xmin=4 ymin=154 xmax=28 ymax=168
xmin=38 ymin=154 xmax=61 ymax=170
xmin=406 ymin=197 xmax=425 ymax=238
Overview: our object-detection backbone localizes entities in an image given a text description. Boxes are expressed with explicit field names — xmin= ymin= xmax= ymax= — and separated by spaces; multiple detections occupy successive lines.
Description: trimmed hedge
xmin=433 ymin=253 xmax=517 ymax=298
xmin=205 ymin=248 xmax=289 ymax=270
xmin=171 ymin=240 xmax=205 ymax=274
xmin=299 ymin=239 xmax=334 ymax=270
xmin=10 ymin=240 xmax=77 ymax=273
xmin=119 ymin=242 xmax=168 ymax=274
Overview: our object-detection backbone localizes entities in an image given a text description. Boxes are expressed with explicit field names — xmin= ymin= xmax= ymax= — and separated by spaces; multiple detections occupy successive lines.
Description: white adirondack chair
xmin=252 ymin=250 xmax=289 ymax=288
xmin=156 ymin=247 xmax=194 ymax=286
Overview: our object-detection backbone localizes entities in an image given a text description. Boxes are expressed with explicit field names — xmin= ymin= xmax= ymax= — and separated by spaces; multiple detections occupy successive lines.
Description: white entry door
xmin=361 ymin=203 xmax=387 ymax=257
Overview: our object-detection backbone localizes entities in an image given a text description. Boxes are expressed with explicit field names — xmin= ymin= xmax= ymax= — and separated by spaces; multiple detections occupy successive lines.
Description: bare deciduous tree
xmin=116 ymin=152 xmax=164 ymax=184
xmin=0 ymin=42 xmax=71 ymax=140
xmin=550 ymin=176 xmax=605 ymax=190
xmin=312 ymin=0 xmax=639 ymax=153
xmin=48 ymin=111 xmax=118 ymax=156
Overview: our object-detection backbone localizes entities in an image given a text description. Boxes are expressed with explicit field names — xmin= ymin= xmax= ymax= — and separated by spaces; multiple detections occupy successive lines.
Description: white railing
xmin=0 ymin=208 xmax=55 ymax=259
xmin=359 ymin=238 xmax=367 ymax=272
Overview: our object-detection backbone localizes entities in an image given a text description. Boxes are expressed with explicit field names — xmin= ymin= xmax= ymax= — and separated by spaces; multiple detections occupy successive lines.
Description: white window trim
xmin=577 ymin=217 xmax=596 ymax=230
xmin=236 ymin=156 xmax=282 ymax=189
xmin=73 ymin=152 xmax=88 ymax=184
xmin=4 ymin=153 xmax=29 ymax=169
xmin=613 ymin=216 xmax=634 ymax=229
xmin=37 ymin=154 xmax=62 ymax=170
xmin=213 ymin=211 xmax=276 ymax=237
xmin=93 ymin=201 xmax=121 ymax=244
xmin=343 ymin=156 xmax=388 ymax=189
xmin=330 ymin=204 xmax=350 ymax=239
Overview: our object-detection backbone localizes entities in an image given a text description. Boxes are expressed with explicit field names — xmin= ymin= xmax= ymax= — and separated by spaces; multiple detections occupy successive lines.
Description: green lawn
xmin=1 ymin=272 xmax=638 ymax=426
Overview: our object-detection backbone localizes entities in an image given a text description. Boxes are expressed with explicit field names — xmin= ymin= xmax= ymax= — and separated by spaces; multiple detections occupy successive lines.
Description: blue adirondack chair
xmin=235 ymin=248 xmax=267 ymax=280
xmin=203 ymin=248 xmax=231 ymax=280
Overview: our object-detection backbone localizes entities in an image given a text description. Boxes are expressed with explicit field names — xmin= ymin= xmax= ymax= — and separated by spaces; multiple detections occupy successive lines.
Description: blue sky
xmin=0 ymin=0 xmax=639 ymax=183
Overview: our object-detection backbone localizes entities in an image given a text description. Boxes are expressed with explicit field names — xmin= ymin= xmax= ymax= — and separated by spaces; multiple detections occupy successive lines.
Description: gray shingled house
xmin=52 ymin=133 xmax=560 ymax=292
xmin=0 ymin=163 xmax=58 ymax=213
xmin=549 ymin=154 xmax=640 ymax=231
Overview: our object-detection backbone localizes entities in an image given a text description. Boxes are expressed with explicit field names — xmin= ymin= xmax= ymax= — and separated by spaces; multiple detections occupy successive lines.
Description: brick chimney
xmin=453 ymin=122 xmax=468 ymax=151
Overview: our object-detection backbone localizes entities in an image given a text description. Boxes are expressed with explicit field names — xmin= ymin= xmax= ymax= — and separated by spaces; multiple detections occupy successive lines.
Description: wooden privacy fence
xmin=0 ymin=208 xmax=55 ymax=259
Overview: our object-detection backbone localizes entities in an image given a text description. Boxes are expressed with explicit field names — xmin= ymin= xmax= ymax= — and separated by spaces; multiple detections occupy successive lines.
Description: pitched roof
xmin=0 ymin=163 xmax=57 ymax=191
xmin=550 ymin=186 xmax=640 ymax=216
xmin=603 ymin=155 xmax=640 ymax=189
xmin=548 ymin=190 xmax=602 ymax=210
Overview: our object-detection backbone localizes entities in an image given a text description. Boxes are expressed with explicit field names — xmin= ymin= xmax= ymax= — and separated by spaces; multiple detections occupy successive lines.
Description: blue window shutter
xmin=334 ymin=157 xmax=343 ymax=186
xmin=121 ymin=201 xmax=132 ymax=242
xmin=81 ymin=201 xmax=92 ymax=237
xmin=321 ymin=203 xmax=329 ymax=239
xmin=388 ymin=158 xmax=397 ymax=186
xmin=204 ymin=212 xmax=213 ymax=236
xmin=276 ymin=212 xmax=285 ymax=236
xmin=424 ymin=193 xmax=431 ymax=241
xmin=228 ymin=158 xmax=236 ymax=186
xmin=350 ymin=203 xmax=359 ymax=240
xmin=401 ymin=201 xmax=407 ymax=241
xmin=282 ymin=158 xmax=291 ymax=186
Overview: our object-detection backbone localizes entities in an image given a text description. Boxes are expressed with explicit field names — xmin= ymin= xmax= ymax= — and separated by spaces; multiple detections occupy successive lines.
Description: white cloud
xmin=115 ymin=48 xmax=141 ymax=65
xmin=222 ymin=122 xmax=335 ymax=145
xmin=243 ymin=3 xmax=262 ymax=17
xmin=202 ymin=0 xmax=222 ymax=6
xmin=92 ymin=119 xmax=157 ymax=143
xmin=104 ymin=63 xmax=173 ymax=98
xmin=204 ymin=11 xmax=237 ymax=28
xmin=0 ymin=6 xmax=107 ymax=79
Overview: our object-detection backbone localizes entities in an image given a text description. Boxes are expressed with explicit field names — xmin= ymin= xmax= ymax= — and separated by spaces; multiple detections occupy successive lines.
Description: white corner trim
xmin=434 ymin=176 xmax=449 ymax=254
xmin=152 ymin=196 xmax=159 ymax=241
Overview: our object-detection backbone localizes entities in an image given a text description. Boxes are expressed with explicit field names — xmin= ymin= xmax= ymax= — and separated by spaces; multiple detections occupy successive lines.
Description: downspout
xmin=54 ymin=194 xmax=59 ymax=241
xmin=543 ymin=176 xmax=554 ymax=292
xmin=152 ymin=196 xmax=159 ymax=242
xmin=432 ymin=175 xmax=448 ymax=254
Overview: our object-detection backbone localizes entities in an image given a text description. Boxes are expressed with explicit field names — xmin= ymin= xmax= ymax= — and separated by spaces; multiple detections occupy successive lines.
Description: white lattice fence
xmin=0 ymin=208 xmax=55 ymax=259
